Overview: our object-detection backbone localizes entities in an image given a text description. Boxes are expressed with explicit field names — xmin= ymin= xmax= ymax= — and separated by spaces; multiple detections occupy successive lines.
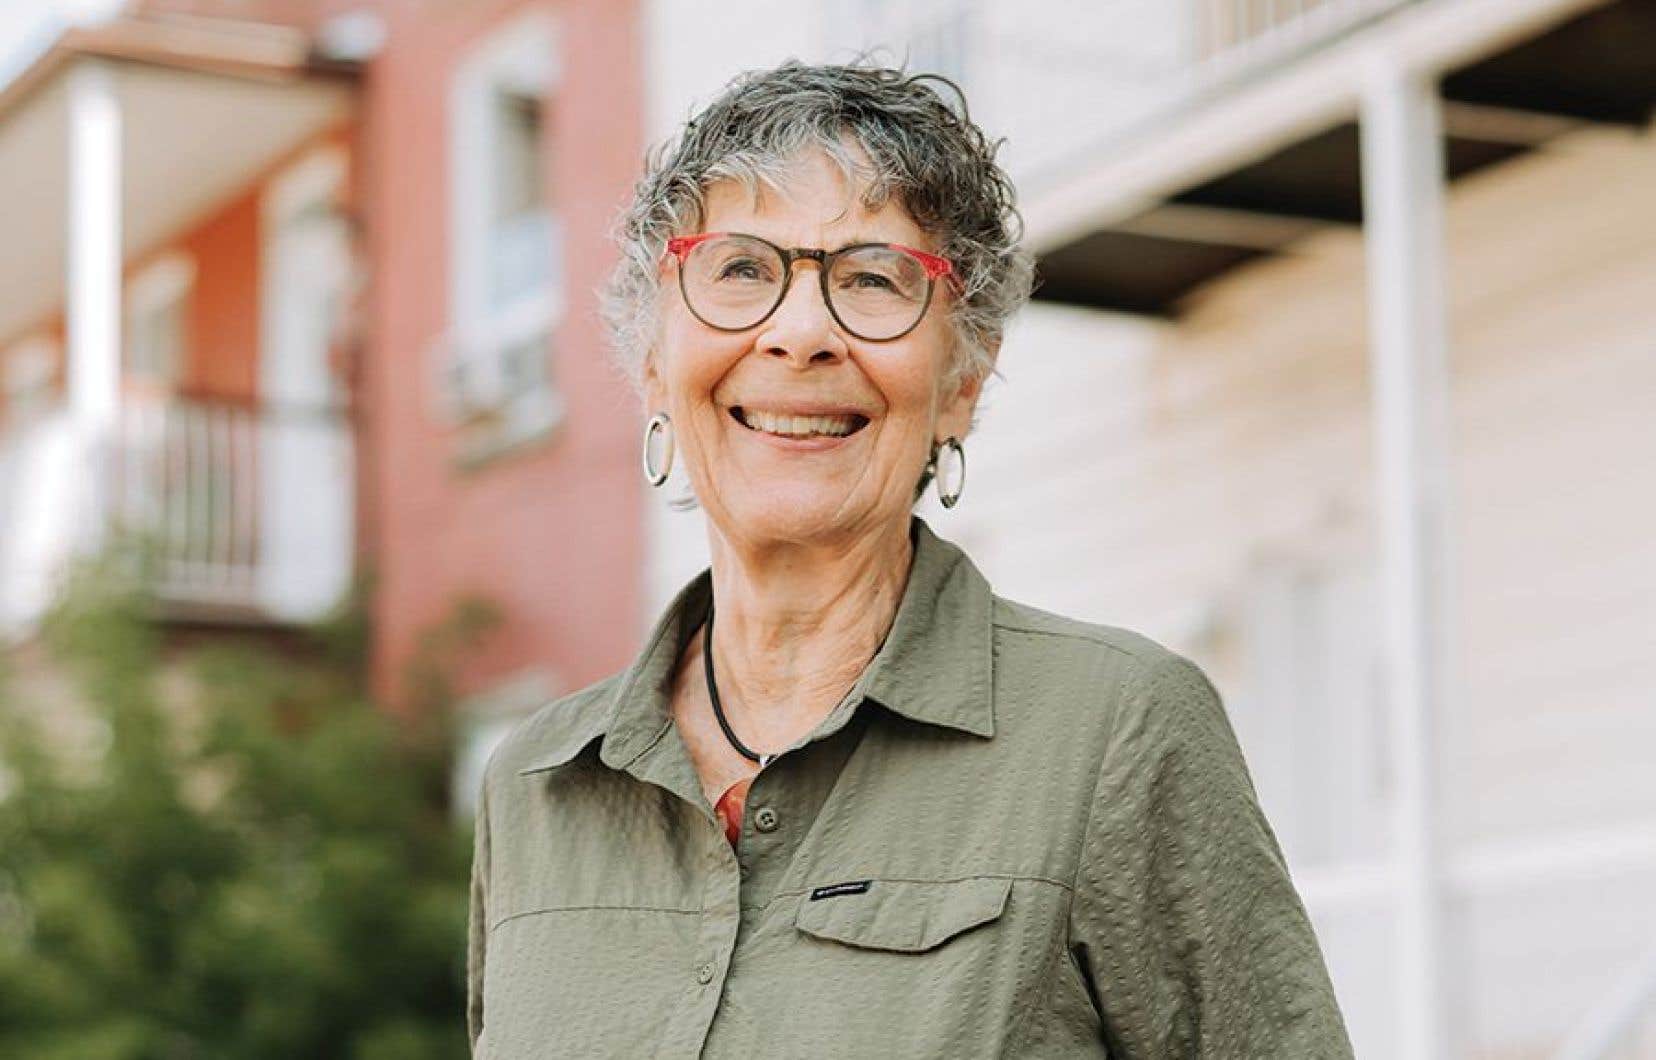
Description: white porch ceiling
xmin=0 ymin=58 xmax=352 ymax=344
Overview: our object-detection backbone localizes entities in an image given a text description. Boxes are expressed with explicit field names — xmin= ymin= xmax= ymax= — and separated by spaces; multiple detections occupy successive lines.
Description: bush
xmin=0 ymin=547 xmax=492 ymax=1058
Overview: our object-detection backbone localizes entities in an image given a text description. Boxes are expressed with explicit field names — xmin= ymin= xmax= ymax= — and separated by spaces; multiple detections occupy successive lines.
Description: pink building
xmin=0 ymin=1 xmax=647 ymax=748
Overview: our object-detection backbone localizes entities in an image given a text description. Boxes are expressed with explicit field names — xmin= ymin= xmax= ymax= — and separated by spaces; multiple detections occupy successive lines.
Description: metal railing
xmin=890 ymin=0 xmax=1418 ymax=183
xmin=1195 ymin=0 xmax=1405 ymax=64
xmin=109 ymin=392 xmax=351 ymax=617
xmin=113 ymin=394 xmax=258 ymax=610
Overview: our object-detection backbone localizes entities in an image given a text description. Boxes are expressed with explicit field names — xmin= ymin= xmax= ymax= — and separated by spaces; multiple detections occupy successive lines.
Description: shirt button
xmin=738 ymin=862 xmax=751 ymax=880
xmin=696 ymin=961 xmax=715 ymax=984
xmin=754 ymin=806 xmax=779 ymax=833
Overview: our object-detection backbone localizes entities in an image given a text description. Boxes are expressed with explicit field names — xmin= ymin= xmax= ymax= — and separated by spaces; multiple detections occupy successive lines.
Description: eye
xmin=841 ymin=271 xmax=897 ymax=291
xmin=715 ymin=257 xmax=774 ymax=283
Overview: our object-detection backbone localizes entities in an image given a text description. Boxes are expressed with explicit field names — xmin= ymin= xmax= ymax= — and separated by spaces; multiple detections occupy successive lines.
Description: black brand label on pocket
xmin=809 ymin=880 xmax=872 ymax=901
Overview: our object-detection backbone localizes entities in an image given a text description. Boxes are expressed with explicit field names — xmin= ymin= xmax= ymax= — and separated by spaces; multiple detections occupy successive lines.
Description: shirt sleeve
xmin=1067 ymin=651 xmax=1357 ymax=1058
xmin=467 ymin=769 xmax=491 ymax=1054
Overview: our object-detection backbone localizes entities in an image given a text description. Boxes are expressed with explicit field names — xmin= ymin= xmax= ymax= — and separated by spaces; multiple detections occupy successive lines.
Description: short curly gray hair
xmin=598 ymin=57 xmax=1036 ymax=403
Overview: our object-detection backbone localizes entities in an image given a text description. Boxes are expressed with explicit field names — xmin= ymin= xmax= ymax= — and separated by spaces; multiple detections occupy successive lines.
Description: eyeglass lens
xmin=680 ymin=235 xmax=932 ymax=340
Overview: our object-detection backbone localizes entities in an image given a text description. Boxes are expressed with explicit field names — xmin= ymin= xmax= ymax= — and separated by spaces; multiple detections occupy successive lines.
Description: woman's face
xmin=645 ymin=148 xmax=985 ymax=551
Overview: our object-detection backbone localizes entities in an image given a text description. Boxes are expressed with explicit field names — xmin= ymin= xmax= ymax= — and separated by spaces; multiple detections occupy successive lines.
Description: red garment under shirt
xmin=713 ymin=775 xmax=756 ymax=849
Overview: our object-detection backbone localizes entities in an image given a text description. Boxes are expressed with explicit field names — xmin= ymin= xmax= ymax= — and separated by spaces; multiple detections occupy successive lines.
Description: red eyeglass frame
xmin=662 ymin=231 xmax=959 ymax=341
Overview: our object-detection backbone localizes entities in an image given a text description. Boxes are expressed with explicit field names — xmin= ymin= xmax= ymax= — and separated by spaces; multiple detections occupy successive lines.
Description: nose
xmin=752 ymin=260 xmax=848 ymax=369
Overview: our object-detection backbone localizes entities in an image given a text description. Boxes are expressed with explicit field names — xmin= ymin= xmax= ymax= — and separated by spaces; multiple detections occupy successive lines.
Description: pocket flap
xmin=794 ymin=876 xmax=1012 ymax=953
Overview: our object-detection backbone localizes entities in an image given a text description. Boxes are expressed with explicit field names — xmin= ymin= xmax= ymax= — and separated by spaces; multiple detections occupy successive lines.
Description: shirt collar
xmin=517 ymin=515 xmax=995 ymax=777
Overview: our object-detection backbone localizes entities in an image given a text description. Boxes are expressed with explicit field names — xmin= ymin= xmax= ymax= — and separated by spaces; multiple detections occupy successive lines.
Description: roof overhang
xmin=0 ymin=16 xmax=357 ymax=343
xmin=1024 ymin=0 xmax=1654 ymax=316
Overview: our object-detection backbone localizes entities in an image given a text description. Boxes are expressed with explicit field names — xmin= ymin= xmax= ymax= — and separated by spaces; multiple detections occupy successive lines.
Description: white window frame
xmin=444 ymin=12 xmax=565 ymax=460
xmin=261 ymin=143 xmax=353 ymax=414
xmin=124 ymin=252 xmax=195 ymax=386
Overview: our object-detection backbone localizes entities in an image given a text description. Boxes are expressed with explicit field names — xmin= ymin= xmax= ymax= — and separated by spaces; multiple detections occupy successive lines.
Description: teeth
xmin=739 ymin=408 xmax=861 ymax=437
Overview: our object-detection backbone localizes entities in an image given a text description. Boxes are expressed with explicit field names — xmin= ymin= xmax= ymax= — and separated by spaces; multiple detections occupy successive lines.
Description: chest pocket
xmin=793 ymin=876 xmax=1012 ymax=952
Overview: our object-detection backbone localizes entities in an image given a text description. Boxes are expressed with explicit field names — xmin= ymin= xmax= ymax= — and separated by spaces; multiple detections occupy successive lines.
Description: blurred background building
xmin=0 ymin=0 xmax=650 ymax=814
xmin=0 ymin=0 xmax=1651 ymax=1057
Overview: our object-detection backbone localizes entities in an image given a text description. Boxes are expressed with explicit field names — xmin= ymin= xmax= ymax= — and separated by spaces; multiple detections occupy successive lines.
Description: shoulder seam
xmin=992 ymin=619 xmax=1148 ymax=656
xmin=989 ymin=594 xmax=1178 ymax=664
xmin=991 ymin=617 xmax=1179 ymax=675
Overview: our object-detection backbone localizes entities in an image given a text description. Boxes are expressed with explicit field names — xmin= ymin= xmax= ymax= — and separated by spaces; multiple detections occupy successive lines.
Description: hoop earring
xmin=932 ymin=436 xmax=966 ymax=508
xmin=642 ymin=412 xmax=674 ymax=487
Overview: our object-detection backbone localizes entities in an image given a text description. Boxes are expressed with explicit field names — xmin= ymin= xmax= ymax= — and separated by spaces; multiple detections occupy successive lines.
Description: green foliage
xmin=0 ymin=547 xmax=496 ymax=1058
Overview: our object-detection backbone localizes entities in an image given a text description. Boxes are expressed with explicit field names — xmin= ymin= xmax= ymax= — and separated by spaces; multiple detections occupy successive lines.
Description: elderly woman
xmin=467 ymin=61 xmax=1354 ymax=1059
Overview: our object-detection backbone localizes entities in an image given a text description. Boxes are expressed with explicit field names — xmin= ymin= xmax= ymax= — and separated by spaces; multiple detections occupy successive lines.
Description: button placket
xmin=652 ymin=822 xmax=741 ymax=1058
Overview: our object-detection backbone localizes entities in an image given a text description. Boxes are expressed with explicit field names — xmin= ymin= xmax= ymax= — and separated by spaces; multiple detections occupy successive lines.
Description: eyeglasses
xmin=663 ymin=231 xmax=955 ymax=342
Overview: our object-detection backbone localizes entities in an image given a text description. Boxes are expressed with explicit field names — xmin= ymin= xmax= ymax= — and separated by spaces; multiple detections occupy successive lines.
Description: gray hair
xmin=598 ymin=57 xmax=1036 ymax=404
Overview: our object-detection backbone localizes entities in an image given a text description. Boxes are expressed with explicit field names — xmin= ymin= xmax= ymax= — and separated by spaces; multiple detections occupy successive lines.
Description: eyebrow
xmin=834 ymin=234 xmax=884 ymax=249
xmin=736 ymin=232 xmax=904 ymax=252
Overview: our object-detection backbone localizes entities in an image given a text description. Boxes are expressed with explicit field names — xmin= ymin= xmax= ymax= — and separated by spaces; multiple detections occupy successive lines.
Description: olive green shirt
xmin=467 ymin=517 xmax=1355 ymax=1058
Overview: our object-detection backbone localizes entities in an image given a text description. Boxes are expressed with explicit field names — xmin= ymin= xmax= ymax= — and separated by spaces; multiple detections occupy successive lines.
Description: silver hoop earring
xmin=933 ymin=436 xmax=966 ymax=509
xmin=642 ymin=412 xmax=674 ymax=487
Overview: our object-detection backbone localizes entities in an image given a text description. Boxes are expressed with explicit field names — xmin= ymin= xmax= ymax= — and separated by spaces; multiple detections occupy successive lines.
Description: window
xmin=118 ymin=255 xmax=197 ymax=561
xmin=491 ymin=88 xmax=551 ymax=312
xmin=125 ymin=254 xmax=194 ymax=386
xmin=445 ymin=14 xmax=564 ymax=463
xmin=258 ymin=147 xmax=356 ymax=621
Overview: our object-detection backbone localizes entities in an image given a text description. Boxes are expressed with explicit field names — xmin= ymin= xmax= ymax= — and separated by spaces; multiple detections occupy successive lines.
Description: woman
xmin=468 ymin=60 xmax=1355 ymax=1059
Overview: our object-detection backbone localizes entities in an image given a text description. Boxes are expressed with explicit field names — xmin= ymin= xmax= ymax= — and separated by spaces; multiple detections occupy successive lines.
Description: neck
xmin=702 ymin=516 xmax=915 ymax=746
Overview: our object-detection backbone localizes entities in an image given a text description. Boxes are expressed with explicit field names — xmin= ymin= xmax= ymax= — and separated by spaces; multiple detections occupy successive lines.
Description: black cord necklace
xmin=703 ymin=597 xmax=774 ymax=768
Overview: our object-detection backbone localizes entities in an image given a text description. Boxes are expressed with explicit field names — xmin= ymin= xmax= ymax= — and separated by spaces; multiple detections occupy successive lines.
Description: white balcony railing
xmin=110 ymin=393 xmax=355 ymax=622
xmin=1195 ymin=0 xmax=1406 ymax=64
xmin=112 ymin=395 xmax=262 ymax=611
xmin=847 ymin=0 xmax=1420 ymax=185
xmin=0 ymin=393 xmax=353 ymax=637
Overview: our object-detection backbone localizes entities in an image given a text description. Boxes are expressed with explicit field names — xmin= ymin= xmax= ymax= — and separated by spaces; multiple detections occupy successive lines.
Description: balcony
xmin=0 ymin=392 xmax=354 ymax=638
xmin=841 ymin=0 xmax=1651 ymax=313
xmin=982 ymin=0 xmax=1417 ymax=185
xmin=836 ymin=0 xmax=1415 ymax=185
xmin=112 ymin=392 xmax=355 ymax=624
xmin=1000 ymin=0 xmax=1654 ymax=314
xmin=0 ymin=17 xmax=359 ymax=641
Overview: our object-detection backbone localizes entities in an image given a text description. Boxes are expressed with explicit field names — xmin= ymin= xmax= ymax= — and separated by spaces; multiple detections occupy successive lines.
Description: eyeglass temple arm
xmin=665 ymin=233 xmax=720 ymax=261
xmin=888 ymin=243 xmax=953 ymax=281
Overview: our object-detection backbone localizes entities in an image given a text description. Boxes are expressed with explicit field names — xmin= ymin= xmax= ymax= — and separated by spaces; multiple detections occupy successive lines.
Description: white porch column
xmin=1359 ymin=52 xmax=1456 ymax=1060
xmin=66 ymin=59 xmax=123 ymax=554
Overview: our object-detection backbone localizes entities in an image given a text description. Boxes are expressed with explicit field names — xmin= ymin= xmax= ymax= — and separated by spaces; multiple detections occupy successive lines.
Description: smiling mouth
xmin=731 ymin=406 xmax=871 ymax=439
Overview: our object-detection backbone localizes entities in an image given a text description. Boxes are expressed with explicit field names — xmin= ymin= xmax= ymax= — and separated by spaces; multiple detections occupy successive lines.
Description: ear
xmin=642 ymin=349 xmax=667 ymax=413
xmin=935 ymin=340 xmax=998 ymax=441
